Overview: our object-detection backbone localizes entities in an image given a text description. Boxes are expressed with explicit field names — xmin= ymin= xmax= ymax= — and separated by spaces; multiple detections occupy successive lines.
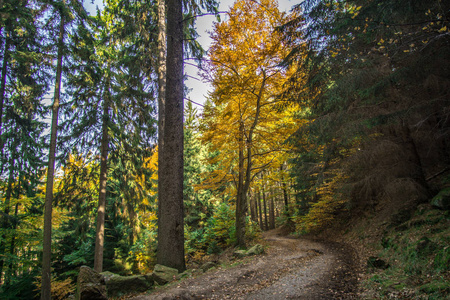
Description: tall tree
xmin=0 ymin=0 xmax=51 ymax=284
xmin=41 ymin=0 xmax=66 ymax=297
xmin=201 ymin=0 xmax=297 ymax=246
xmin=157 ymin=0 xmax=166 ymax=166
xmin=157 ymin=0 xmax=186 ymax=271
xmin=93 ymin=76 xmax=110 ymax=272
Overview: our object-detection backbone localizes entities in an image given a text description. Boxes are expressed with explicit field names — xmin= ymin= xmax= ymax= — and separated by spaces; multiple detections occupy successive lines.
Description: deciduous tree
xmin=201 ymin=0 xmax=298 ymax=246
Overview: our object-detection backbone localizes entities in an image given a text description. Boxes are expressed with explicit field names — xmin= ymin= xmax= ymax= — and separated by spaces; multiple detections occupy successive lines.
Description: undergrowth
xmin=363 ymin=205 xmax=450 ymax=299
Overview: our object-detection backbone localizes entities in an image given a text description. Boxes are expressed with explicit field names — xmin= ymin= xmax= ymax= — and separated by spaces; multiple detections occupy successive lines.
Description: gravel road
xmin=130 ymin=229 xmax=358 ymax=299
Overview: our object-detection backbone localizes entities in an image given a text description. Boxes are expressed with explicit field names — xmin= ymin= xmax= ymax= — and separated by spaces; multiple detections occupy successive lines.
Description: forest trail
xmin=131 ymin=229 xmax=358 ymax=299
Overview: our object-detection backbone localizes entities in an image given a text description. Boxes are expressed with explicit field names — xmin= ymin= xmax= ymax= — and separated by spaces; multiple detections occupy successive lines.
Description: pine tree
xmin=157 ymin=0 xmax=186 ymax=272
xmin=41 ymin=0 xmax=66 ymax=296
xmin=280 ymin=0 xmax=450 ymax=231
xmin=0 ymin=0 xmax=51 ymax=284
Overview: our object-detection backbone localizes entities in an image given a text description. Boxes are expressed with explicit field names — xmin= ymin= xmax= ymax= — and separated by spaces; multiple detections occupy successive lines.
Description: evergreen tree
xmin=41 ymin=0 xmax=68 ymax=296
xmin=281 ymin=0 xmax=450 ymax=232
xmin=0 ymin=0 xmax=51 ymax=286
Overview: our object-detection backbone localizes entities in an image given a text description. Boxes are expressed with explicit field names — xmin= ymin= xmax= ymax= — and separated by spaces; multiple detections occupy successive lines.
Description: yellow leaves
xmin=295 ymin=167 xmax=349 ymax=234
xmin=438 ymin=26 xmax=447 ymax=33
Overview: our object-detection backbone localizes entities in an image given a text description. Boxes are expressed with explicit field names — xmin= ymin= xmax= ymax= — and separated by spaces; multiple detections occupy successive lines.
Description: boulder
xmin=246 ymin=244 xmax=264 ymax=256
xmin=431 ymin=188 xmax=450 ymax=210
xmin=105 ymin=274 xmax=153 ymax=298
xmin=233 ymin=244 xmax=264 ymax=258
xmin=152 ymin=264 xmax=179 ymax=285
xmin=76 ymin=266 xmax=107 ymax=300
xmin=233 ymin=249 xmax=247 ymax=258
xmin=100 ymin=271 xmax=115 ymax=282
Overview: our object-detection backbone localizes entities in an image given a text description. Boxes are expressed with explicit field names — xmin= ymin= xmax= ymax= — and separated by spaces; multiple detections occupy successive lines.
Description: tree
xmin=61 ymin=0 xmax=157 ymax=272
xmin=157 ymin=0 xmax=186 ymax=272
xmin=201 ymin=0 xmax=297 ymax=246
xmin=0 ymin=0 xmax=51 ymax=285
xmin=280 ymin=0 xmax=450 ymax=232
xmin=41 ymin=0 xmax=66 ymax=297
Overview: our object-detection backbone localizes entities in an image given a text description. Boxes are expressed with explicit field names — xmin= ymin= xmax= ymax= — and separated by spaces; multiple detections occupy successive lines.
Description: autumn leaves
xmin=199 ymin=0 xmax=300 ymax=246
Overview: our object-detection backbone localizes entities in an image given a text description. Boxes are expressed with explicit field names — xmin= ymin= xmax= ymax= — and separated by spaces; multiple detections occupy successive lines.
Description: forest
xmin=0 ymin=0 xmax=449 ymax=299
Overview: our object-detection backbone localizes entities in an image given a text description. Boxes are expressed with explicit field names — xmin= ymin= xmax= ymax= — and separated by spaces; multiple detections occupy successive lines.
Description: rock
xmin=152 ymin=264 xmax=179 ymax=285
xmin=233 ymin=249 xmax=247 ymax=258
xmin=233 ymin=244 xmax=264 ymax=258
xmin=431 ymin=188 xmax=450 ymax=210
xmin=106 ymin=274 xmax=153 ymax=298
xmin=200 ymin=261 xmax=216 ymax=272
xmin=100 ymin=271 xmax=115 ymax=282
xmin=176 ymin=269 xmax=194 ymax=280
xmin=246 ymin=244 xmax=264 ymax=256
xmin=367 ymin=256 xmax=389 ymax=270
xmin=76 ymin=266 xmax=107 ymax=300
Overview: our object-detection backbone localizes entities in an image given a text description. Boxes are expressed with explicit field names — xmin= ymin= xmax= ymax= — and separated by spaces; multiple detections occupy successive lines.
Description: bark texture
xmin=157 ymin=0 xmax=185 ymax=272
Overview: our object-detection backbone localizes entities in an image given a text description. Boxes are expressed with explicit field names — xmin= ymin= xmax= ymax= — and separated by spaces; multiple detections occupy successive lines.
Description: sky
xmin=84 ymin=0 xmax=299 ymax=109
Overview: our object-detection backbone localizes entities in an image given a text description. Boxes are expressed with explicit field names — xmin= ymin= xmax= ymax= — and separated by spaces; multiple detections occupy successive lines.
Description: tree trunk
xmin=236 ymin=121 xmax=246 ymax=247
xmin=0 ymin=29 xmax=10 ymax=134
xmin=280 ymin=165 xmax=289 ymax=213
xmin=0 ymin=28 xmax=11 ymax=168
xmin=94 ymin=94 xmax=110 ymax=273
xmin=257 ymin=190 xmax=263 ymax=230
xmin=249 ymin=191 xmax=257 ymax=223
xmin=5 ymin=203 xmax=19 ymax=285
xmin=262 ymin=183 xmax=268 ymax=231
xmin=236 ymin=73 xmax=266 ymax=246
xmin=157 ymin=0 xmax=166 ymax=157
xmin=157 ymin=0 xmax=185 ymax=272
xmin=41 ymin=14 xmax=64 ymax=298
xmin=0 ymin=152 xmax=15 ymax=285
xmin=269 ymin=188 xmax=275 ymax=230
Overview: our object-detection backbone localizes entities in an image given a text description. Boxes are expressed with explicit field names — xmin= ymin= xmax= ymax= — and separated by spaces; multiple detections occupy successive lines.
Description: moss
xmin=419 ymin=281 xmax=450 ymax=295
xmin=362 ymin=206 xmax=450 ymax=299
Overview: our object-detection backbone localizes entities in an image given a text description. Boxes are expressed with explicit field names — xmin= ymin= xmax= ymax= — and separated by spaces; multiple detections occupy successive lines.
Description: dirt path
xmin=131 ymin=229 xmax=358 ymax=299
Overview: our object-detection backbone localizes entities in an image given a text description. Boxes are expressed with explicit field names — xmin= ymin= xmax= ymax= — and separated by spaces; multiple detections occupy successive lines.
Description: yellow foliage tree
xmin=201 ymin=0 xmax=301 ymax=246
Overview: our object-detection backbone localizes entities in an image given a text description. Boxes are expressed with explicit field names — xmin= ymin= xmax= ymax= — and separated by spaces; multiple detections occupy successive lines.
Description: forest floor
xmin=130 ymin=228 xmax=359 ymax=299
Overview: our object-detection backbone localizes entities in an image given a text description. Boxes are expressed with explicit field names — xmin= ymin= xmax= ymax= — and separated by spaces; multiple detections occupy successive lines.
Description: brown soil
xmin=130 ymin=228 xmax=358 ymax=299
